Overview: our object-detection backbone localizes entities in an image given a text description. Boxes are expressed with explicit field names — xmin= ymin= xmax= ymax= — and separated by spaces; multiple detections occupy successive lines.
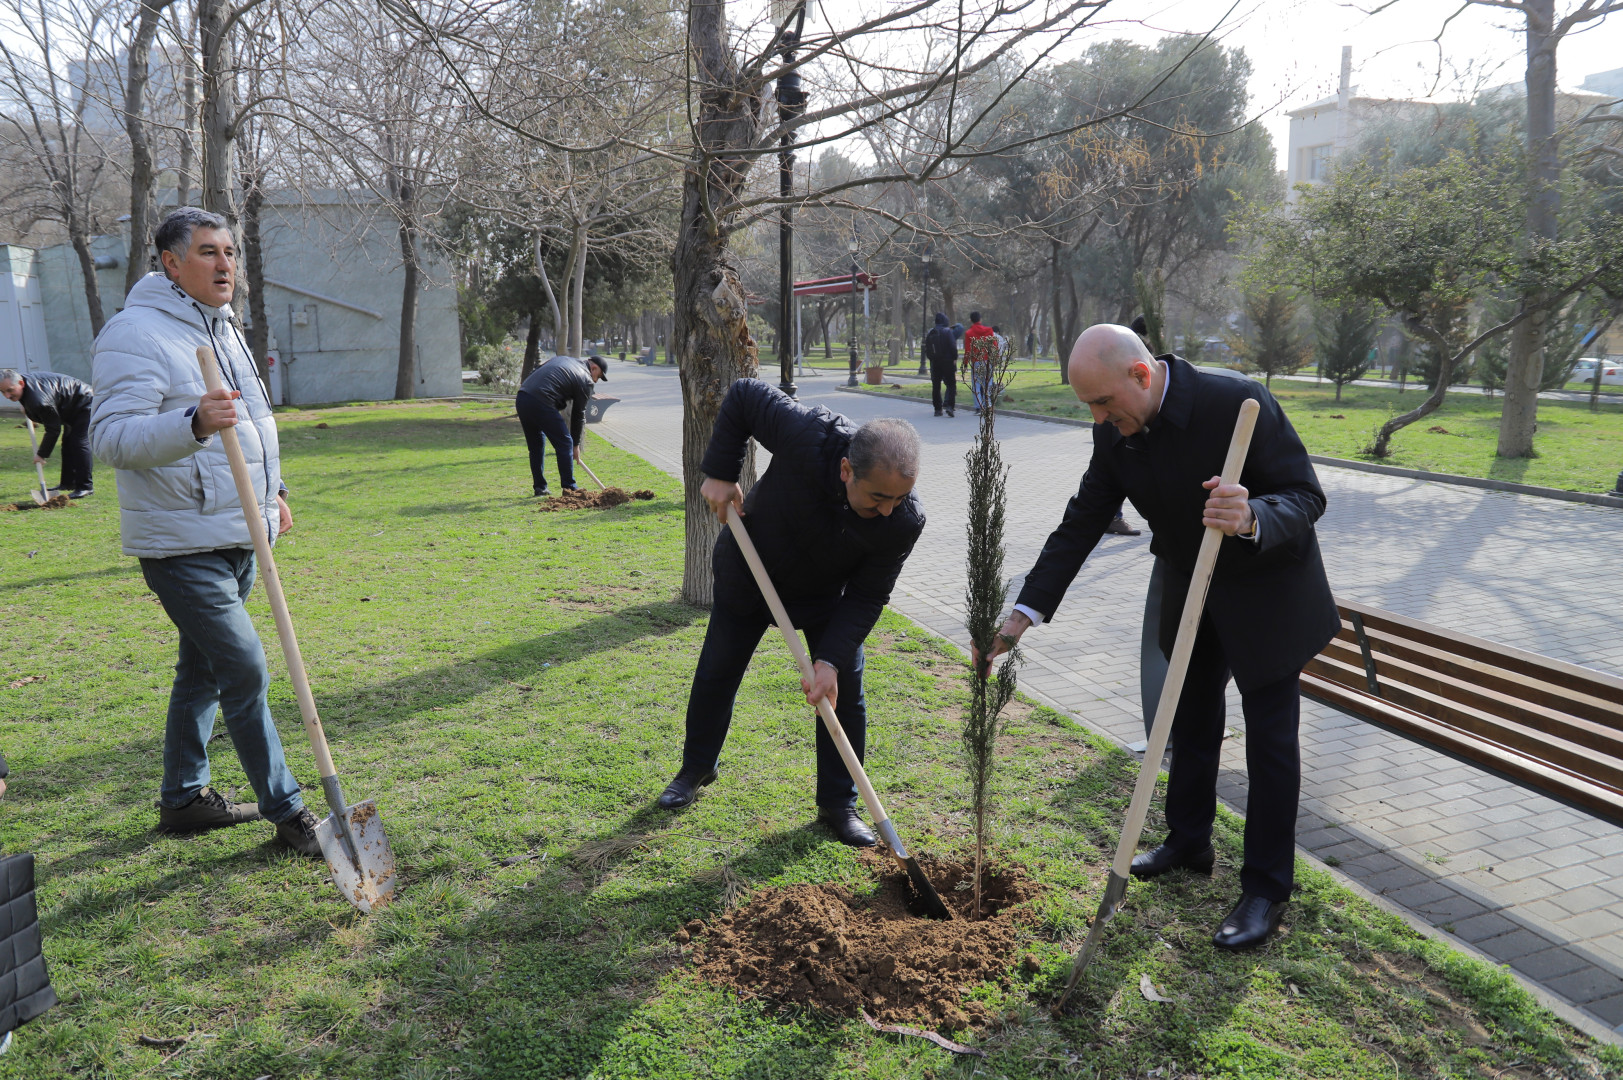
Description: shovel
xmin=725 ymin=503 xmax=953 ymax=920
xmin=579 ymin=459 xmax=606 ymax=490
xmin=195 ymin=346 xmax=397 ymax=914
xmin=22 ymin=417 xmax=48 ymax=505
xmin=1054 ymin=396 xmax=1260 ymax=1011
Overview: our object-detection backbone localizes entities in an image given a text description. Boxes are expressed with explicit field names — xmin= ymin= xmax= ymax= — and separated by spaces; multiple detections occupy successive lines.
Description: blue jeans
xmin=682 ymin=596 xmax=867 ymax=808
xmin=139 ymin=548 xmax=305 ymax=824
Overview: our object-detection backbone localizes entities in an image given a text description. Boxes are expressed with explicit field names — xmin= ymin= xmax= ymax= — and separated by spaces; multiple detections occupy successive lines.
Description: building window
xmin=1302 ymin=144 xmax=1334 ymax=182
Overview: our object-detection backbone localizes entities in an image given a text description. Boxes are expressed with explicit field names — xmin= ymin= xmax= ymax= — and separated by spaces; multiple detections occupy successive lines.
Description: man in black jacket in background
xmin=658 ymin=380 xmax=925 ymax=846
xmin=514 ymin=354 xmax=606 ymax=495
xmin=980 ymin=324 xmax=1338 ymax=950
xmin=0 ymin=369 xmax=94 ymax=497
xmin=922 ymin=313 xmax=958 ymax=417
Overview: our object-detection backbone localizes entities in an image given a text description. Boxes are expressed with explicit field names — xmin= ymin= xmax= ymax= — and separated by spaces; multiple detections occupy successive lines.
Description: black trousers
xmin=681 ymin=595 xmax=867 ymax=808
xmin=1162 ymin=612 xmax=1303 ymax=902
xmin=52 ymin=412 xmax=93 ymax=491
xmin=929 ymin=360 xmax=957 ymax=413
xmin=514 ymin=390 xmax=576 ymax=491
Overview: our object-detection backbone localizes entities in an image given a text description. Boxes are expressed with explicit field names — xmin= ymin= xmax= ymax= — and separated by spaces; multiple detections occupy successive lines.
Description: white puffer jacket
xmin=91 ymin=273 xmax=282 ymax=558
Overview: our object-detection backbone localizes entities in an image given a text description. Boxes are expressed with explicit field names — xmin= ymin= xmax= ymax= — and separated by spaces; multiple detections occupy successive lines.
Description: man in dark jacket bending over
xmin=0 ymin=369 xmax=94 ymax=497
xmin=515 ymin=353 xmax=606 ymax=495
xmin=980 ymin=324 xmax=1338 ymax=950
xmin=658 ymin=380 xmax=925 ymax=847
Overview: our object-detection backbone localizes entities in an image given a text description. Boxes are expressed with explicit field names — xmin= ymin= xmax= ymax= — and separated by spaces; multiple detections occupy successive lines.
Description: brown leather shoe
xmin=157 ymin=787 xmax=261 ymax=833
xmin=1105 ymin=516 xmax=1141 ymax=536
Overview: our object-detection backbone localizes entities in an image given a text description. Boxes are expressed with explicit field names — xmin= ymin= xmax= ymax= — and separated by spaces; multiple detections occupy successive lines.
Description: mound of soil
xmin=2 ymin=494 xmax=71 ymax=511
xmin=687 ymin=856 xmax=1037 ymax=1030
xmin=536 ymin=487 xmax=656 ymax=511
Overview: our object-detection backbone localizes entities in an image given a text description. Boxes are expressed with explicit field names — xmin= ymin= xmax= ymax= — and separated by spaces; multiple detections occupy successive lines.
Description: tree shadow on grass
xmin=7 ymin=563 xmax=135 ymax=591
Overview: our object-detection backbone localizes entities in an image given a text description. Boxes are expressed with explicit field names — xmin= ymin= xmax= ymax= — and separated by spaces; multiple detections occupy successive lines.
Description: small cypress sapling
xmin=963 ymin=334 xmax=1019 ymax=917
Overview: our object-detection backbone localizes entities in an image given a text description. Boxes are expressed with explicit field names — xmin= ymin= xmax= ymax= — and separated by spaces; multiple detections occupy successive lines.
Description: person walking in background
xmin=0 ymin=369 xmax=94 ymax=498
xmin=90 ymin=206 xmax=322 ymax=856
xmin=515 ymin=353 xmax=607 ymax=496
xmin=962 ymin=313 xmax=996 ymax=413
xmin=923 ymin=312 xmax=958 ymax=417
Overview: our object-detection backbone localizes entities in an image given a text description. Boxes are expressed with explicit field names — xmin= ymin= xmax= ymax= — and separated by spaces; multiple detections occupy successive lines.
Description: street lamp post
xmin=774 ymin=0 xmax=807 ymax=398
xmin=916 ymin=244 xmax=932 ymax=376
xmin=846 ymin=235 xmax=861 ymax=387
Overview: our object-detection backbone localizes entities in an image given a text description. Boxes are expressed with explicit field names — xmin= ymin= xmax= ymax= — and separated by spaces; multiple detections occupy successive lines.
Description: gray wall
xmin=32 ymin=192 xmax=461 ymax=404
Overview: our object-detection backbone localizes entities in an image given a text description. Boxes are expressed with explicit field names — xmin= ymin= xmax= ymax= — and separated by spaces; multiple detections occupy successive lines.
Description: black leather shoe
xmin=946 ymin=408 xmax=955 ymax=417
xmin=934 ymin=409 xmax=944 ymax=416
xmin=816 ymin=806 xmax=876 ymax=847
xmin=1130 ymin=842 xmax=1216 ymax=879
xmin=68 ymin=488 xmax=92 ymax=499
xmin=657 ymin=768 xmax=717 ymax=809
xmin=1213 ymin=892 xmax=1286 ymax=951
xmin=534 ymin=486 xmax=549 ymax=497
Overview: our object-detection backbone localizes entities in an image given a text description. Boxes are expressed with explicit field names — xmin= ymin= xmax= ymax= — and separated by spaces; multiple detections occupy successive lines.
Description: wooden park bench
xmin=1300 ymin=598 xmax=1623 ymax=827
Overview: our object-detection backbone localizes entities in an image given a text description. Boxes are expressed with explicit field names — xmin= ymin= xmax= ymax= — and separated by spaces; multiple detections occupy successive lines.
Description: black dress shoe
xmin=1212 ymin=892 xmax=1286 ymax=951
xmin=68 ymin=488 xmax=92 ymax=499
xmin=946 ymin=408 xmax=955 ymax=417
xmin=1130 ymin=842 xmax=1216 ymax=879
xmin=816 ymin=806 xmax=876 ymax=847
xmin=657 ymin=768 xmax=717 ymax=809
xmin=934 ymin=409 xmax=944 ymax=416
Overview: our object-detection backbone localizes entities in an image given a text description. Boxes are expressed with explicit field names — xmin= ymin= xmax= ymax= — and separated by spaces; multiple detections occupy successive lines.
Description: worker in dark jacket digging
xmin=515 ymin=353 xmax=606 ymax=496
xmin=658 ymin=380 xmax=925 ymax=847
xmin=0 ymin=369 xmax=94 ymax=497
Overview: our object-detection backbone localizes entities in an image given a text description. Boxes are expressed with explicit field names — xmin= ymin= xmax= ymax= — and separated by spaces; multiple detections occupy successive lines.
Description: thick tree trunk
xmin=570 ymin=228 xmax=588 ymax=357
xmin=198 ymin=0 xmax=236 ymax=230
xmin=1499 ymin=0 xmax=1558 ymax=459
xmin=124 ymin=0 xmax=173 ymax=295
xmin=674 ymin=0 xmax=765 ymax=606
xmin=241 ymin=169 xmax=270 ymax=385
xmin=395 ymin=212 xmax=420 ymax=400
xmin=522 ymin=309 xmax=544 ymax=379
xmin=69 ymin=227 xmax=106 ymax=338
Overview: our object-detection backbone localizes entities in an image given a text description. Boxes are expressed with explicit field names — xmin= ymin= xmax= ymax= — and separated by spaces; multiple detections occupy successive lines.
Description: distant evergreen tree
xmin=1228 ymin=289 xmax=1309 ymax=388
xmin=1314 ymin=303 xmax=1378 ymax=401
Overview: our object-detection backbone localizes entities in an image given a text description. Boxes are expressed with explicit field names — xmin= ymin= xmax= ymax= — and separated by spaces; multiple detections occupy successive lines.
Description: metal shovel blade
xmin=1053 ymin=870 xmax=1130 ymax=1013
xmin=30 ymin=488 xmax=47 ymax=506
xmin=314 ymin=800 xmax=398 ymax=914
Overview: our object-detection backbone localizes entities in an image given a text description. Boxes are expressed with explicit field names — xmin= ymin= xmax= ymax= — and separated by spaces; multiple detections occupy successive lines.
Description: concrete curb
xmin=835 ymin=384 xmax=1623 ymax=509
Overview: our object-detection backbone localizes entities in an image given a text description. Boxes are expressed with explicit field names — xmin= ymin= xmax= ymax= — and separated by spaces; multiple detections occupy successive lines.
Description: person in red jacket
xmin=961 ymin=313 xmax=997 ymax=412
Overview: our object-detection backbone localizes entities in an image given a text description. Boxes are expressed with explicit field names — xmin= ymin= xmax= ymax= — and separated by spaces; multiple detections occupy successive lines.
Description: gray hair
xmin=849 ymin=417 xmax=921 ymax=480
xmin=154 ymin=207 xmax=230 ymax=268
xmin=0 ymin=368 xmax=18 ymax=387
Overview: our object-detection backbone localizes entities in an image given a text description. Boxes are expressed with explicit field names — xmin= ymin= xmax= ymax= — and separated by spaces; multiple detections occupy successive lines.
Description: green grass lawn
xmin=2 ymin=403 xmax=1618 ymax=1078
xmin=895 ymin=371 xmax=1623 ymax=494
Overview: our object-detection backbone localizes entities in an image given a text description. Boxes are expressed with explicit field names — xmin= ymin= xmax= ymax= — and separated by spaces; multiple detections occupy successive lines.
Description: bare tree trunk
xmin=124 ymin=0 xmax=174 ymax=296
xmin=174 ymin=5 xmax=198 ymax=207
xmin=1499 ymin=0 xmax=1558 ymax=459
xmin=395 ymin=210 xmax=420 ymax=399
xmin=241 ymin=166 xmax=270 ymax=385
xmin=198 ymin=0 xmax=236 ymax=229
xmin=570 ymin=226 xmax=588 ymax=357
xmin=534 ymin=231 xmax=563 ymax=357
xmin=69 ymin=226 xmax=106 ymax=337
xmin=522 ymin=309 xmax=544 ymax=379
xmin=674 ymin=0 xmax=764 ymax=606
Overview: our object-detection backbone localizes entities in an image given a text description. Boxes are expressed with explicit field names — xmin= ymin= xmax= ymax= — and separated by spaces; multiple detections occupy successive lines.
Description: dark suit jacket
xmin=702 ymin=380 xmax=925 ymax=672
xmin=1015 ymin=356 xmax=1338 ymax=691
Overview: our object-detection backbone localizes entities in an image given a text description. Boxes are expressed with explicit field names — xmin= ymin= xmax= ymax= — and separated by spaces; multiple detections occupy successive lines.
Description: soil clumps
xmin=688 ymin=855 xmax=1037 ymax=1029
xmin=2 ymin=494 xmax=71 ymax=511
xmin=536 ymin=487 xmax=656 ymax=511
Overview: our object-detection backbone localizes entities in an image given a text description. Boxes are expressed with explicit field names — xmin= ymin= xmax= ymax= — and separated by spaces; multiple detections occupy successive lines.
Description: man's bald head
xmin=1065 ymin=323 xmax=1164 ymax=437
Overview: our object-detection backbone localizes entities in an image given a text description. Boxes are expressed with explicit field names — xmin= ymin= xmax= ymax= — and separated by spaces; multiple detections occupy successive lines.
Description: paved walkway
xmin=592 ymin=364 xmax=1623 ymax=1036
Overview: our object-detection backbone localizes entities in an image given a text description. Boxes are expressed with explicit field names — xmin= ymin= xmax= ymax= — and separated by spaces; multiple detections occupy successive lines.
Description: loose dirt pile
xmin=536 ymin=487 xmax=656 ymax=511
xmin=2 ymin=494 xmax=70 ymax=511
xmin=687 ymin=856 xmax=1037 ymax=1029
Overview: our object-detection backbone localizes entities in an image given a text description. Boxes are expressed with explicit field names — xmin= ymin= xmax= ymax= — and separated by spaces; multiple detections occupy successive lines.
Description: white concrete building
xmin=0 ymin=245 xmax=53 ymax=374
xmin=29 ymin=190 xmax=461 ymax=404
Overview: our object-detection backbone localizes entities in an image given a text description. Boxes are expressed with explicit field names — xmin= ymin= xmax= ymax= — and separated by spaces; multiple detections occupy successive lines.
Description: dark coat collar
xmin=1152 ymin=353 xmax=1195 ymax=432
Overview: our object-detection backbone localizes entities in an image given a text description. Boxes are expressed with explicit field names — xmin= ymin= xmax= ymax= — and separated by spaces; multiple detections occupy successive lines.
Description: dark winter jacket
xmin=922 ymin=316 xmax=957 ymax=370
xmin=701 ymin=379 xmax=926 ymax=672
xmin=17 ymin=372 xmax=93 ymax=458
xmin=1015 ymin=356 xmax=1339 ymax=692
xmin=518 ymin=356 xmax=595 ymax=445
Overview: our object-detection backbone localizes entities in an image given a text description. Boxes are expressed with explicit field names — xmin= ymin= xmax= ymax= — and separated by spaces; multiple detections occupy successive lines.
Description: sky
xmin=1112 ymin=0 xmax=1623 ymax=170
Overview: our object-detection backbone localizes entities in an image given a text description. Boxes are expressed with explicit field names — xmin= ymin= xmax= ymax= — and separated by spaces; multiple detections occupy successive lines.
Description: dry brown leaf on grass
xmin=7 ymin=675 xmax=46 ymax=689
xmin=859 ymin=1010 xmax=985 ymax=1057
xmin=1139 ymin=973 xmax=1176 ymax=1003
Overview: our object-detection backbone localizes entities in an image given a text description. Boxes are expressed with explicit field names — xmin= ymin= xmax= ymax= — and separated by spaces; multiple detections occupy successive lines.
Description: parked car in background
xmin=1572 ymin=358 xmax=1623 ymax=385
xmin=1605 ymin=361 xmax=1623 ymax=386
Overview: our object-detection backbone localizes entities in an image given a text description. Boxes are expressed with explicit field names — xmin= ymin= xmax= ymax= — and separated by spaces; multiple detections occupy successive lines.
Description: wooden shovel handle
xmin=724 ymin=504 xmax=898 ymax=840
xmin=195 ymin=346 xmax=339 ymax=781
xmin=1109 ymin=396 xmax=1261 ymax=879
xmin=23 ymin=417 xmax=48 ymax=497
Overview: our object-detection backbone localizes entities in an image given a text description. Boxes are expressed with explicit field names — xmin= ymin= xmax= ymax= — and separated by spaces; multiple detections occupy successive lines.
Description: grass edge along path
xmin=888 ymin=371 xmax=1623 ymax=496
xmin=0 ymin=400 xmax=1617 ymax=1078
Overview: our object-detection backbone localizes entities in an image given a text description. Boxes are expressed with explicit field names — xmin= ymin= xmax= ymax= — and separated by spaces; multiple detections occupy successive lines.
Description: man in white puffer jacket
xmin=91 ymin=207 xmax=320 ymax=856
